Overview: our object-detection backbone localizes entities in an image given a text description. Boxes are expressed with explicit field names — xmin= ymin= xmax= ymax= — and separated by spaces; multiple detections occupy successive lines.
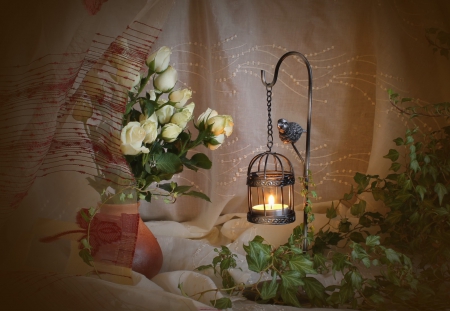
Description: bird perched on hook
xmin=278 ymin=118 xmax=306 ymax=163
xmin=277 ymin=119 xmax=305 ymax=144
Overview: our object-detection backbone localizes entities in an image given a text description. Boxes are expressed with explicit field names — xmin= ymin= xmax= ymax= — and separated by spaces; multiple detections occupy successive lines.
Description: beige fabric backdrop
xmin=1 ymin=0 xmax=449 ymax=310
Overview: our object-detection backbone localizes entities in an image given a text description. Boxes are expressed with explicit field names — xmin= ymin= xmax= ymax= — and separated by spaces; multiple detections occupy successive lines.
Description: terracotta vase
xmin=98 ymin=202 xmax=163 ymax=279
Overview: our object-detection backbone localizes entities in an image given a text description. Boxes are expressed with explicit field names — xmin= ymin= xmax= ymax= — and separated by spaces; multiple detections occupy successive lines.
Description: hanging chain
xmin=266 ymin=86 xmax=273 ymax=152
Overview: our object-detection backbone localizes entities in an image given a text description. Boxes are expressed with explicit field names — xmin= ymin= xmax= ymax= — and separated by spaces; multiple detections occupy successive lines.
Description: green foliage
xmin=425 ymin=27 xmax=450 ymax=59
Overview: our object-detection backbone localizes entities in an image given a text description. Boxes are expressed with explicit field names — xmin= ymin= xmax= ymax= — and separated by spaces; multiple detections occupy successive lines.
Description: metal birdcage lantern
xmin=247 ymin=51 xmax=313 ymax=248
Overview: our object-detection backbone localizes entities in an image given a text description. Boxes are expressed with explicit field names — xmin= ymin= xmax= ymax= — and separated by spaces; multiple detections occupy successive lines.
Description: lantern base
xmin=247 ymin=210 xmax=296 ymax=225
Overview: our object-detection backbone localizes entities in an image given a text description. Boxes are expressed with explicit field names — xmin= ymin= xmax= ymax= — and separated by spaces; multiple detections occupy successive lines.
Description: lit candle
xmin=252 ymin=195 xmax=288 ymax=211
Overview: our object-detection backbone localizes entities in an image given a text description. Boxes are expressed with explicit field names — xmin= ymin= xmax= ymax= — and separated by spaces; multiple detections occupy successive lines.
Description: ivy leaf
xmin=338 ymin=283 xmax=354 ymax=303
xmin=365 ymin=235 xmax=380 ymax=247
xmin=288 ymin=255 xmax=316 ymax=276
xmin=281 ymin=270 xmax=305 ymax=287
xmin=434 ymin=183 xmax=448 ymax=206
xmin=385 ymin=248 xmax=401 ymax=263
xmin=244 ymin=240 xmax=271 ymax=273
xmin=211 ymin=297 xmax=232 ymax=309
xmin=326 ymin=204 xmax=337 ymax=219
xmin=410 ymin=159 xmax=420 ymax=173
xmin=384 ymin=149 xmax=399 ymax=161
xmin=389 ymin=162 xmax=402 ymax=172
xmin=350 ymin=200 xmax=366 ymax=217
xmin=338 ymin=219 xmax=351 ymax=233
xmin=349 ymin=271 xmax=362 ymax=289
xmin=280 ymin=284 xmax=301 ymax=307
xmin=303 ymin=277 xmax=327 ymax=305
xmin=415 ymin=185 xmax=426 ymax=201
xmin=349 ymin=232 xmax=365 ymax=243
xmin=261 ymin=274 xmax=278 ymax=300
xmin=393 ymin=137 xmax=404 ymax=146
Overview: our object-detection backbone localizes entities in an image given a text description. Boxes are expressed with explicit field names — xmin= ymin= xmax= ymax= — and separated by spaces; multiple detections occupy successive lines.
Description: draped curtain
xmin=1 ymin=0 xmax=449 ymax=310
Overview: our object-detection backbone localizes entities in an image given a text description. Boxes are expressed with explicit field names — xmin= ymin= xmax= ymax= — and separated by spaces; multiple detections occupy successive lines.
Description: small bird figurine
xmin=277 ymin=118 xmax=305 ymax=144
xmin=278 ymin=118 xmax=306 ymax=163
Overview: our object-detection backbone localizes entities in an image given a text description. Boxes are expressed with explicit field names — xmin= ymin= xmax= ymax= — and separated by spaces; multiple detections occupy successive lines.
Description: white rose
xmin=146 ymin=46 xmax=171 ymax=73
xmin=154 ymin=66 xmax=177 ymax=93
xmin=207 ymin=134 xmax=225 ymax=150
xmin=170 ymin=103 xmax=195 ymax=129
xmin=169 ymin=89 xmax=192 ymax=108
xmin=120 ymin=122 xmax=150 ymax=155
xmin=156 ymin=105 xmax=174 ymax=124
xmin=195 ymin=108 xmax=218 ymax=128
xmin=207 ymin=115 xmax=234 ymax=137
xmin=161 ymin=123 xmax=183 ymax=142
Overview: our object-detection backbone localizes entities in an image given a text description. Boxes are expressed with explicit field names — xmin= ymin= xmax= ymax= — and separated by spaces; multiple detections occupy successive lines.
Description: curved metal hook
xmin=261 ymin=51 xmax=313 ymax=252
xmin=261 ymin=51 xmax=313 ymax=87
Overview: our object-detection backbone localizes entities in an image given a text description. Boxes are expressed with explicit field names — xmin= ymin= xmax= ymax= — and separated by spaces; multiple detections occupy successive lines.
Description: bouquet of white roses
xmin=119 ymin=46 xmax=233 ymax=203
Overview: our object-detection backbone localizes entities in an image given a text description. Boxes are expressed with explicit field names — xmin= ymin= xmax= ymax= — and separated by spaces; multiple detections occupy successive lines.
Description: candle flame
xmin=268 ymin=195 xmax=274 ymax=206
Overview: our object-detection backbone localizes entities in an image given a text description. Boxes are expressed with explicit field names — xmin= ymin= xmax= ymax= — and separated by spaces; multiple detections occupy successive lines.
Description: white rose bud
xmin=154 ymin=66 xmax=177 ymax=93
xmin=169 ymin=88 xmax=192 ymax=108
xmin=120 ymin=122 xmax=150 ymax=155
xmin=207 ymin=115 xmax=234 ymax=137
xmin=156 ymin=105 xmax=174 ymax=124
xmin=184 ymin=102 xmax=195 ymax=115
xmin=141 ymin=119 xmax=158 ymax=144
xmin=148 ymin=90 xmax=156 ymax=101
xmin=161 ymin=123 xmax=183 ymax=142
xmin=195 ymin=108 xmax=218 ymax=128
xmin=170 ymin=103 xmax=195 ymax=129
xmin=146 ymin=46 xmax=171 ymax=73
xmin=139 ymin=112 xmax=158 ymax=124
xmin=207 ymin=134 xmax=225 ymax=150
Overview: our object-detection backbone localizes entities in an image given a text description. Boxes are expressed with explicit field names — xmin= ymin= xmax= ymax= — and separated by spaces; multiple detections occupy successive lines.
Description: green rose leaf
xmin=195 ymin=264 xmax=213 ymax=271
xmin=79 ymin=249 xmax=93 ymax=267
xmin=184 ymin=191 xmax=211 ymax=202
xmin=155 ymin=152 xmax=183 ymax=174
xmin=190 ymin=153 xmax=212 ymax=169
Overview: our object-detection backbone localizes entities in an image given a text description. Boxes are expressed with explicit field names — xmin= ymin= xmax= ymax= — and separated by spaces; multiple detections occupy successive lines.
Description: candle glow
xmin=252 ymin=194 xmax=288 ymax=211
